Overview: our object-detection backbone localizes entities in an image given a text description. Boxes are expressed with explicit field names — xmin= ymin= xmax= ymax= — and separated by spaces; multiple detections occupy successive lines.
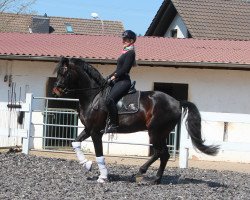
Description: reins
xmin=63 ymin=82 xmax=108 ymax=95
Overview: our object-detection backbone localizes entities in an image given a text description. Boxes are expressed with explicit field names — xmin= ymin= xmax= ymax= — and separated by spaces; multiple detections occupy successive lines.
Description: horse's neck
xmin=77 ymin=80 xmax=99 ymax=113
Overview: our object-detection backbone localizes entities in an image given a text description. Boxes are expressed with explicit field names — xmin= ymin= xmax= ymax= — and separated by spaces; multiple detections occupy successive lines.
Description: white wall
xmin=4 ymin=60 xmax=250 ymax=114
xmin=126 ymin=66 xmax=250 ymax=114
xmin=164 ymin=14 xmax=188 ymax=38
xmin=0 ymin=60 xmax=56 ymax=110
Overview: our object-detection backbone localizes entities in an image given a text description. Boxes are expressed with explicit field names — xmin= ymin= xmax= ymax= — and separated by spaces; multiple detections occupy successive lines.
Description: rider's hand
xmin=107 ymin=78 xmax=112 ymax=85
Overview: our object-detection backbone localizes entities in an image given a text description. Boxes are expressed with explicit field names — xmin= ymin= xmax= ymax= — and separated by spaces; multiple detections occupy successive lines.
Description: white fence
xmin=179 ymin=111 xmax=250 ymax=168
xmin=0 ymin=93 xmax=32 ymax=153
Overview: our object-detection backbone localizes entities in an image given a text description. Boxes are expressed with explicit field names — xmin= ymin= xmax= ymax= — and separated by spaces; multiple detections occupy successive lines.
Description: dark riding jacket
xmin=110 ymin=50 xmax=135 ymax=80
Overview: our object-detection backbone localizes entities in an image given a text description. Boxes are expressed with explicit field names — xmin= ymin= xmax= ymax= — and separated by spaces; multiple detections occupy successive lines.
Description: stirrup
xmin=100 ymin=124 xmax=118 ymax=134
xmin=106 ymin=124 xmax=118 ymax=133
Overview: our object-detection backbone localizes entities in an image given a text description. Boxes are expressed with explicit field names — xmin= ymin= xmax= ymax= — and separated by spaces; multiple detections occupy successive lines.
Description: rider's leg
xmin=106 ymin=97 xmax=119 ymax=128
xmin=101 ymin=80 xmax=131 ymax=133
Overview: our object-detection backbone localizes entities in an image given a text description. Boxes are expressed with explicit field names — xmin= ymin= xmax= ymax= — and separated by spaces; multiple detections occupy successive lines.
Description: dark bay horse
xmin=52 ymin=57 xmax=219 ymax=184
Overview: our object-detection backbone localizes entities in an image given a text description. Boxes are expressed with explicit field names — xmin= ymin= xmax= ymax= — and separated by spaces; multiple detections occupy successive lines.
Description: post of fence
xmin=22 ymin=93 xmax=33 ymax=155
xmin=179 ymin=108 xmax=189 ymax=168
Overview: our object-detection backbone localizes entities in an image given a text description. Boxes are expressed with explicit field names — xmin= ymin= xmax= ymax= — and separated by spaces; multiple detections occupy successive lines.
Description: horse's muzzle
xmin=52 ymin=87 xmax=63 ymax=97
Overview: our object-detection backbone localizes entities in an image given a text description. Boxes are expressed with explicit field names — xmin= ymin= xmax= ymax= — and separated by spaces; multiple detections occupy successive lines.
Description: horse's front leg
xmin=72 ymin=129 xmax=92 ymax=171
xmin=91 ymin=132 xmax=108 ymax=183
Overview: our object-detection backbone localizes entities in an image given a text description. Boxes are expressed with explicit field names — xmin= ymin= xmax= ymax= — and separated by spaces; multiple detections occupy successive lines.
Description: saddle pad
xmin=117 ymin=91 xmax=140 ymax=114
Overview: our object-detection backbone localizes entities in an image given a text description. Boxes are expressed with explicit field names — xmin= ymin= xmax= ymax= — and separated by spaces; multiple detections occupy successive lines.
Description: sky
xmin=30 ymin=0 xmax=163 ymax=35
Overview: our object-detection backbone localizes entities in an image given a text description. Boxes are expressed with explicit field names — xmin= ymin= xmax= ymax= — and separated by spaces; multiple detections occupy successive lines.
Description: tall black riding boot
xmin=101 ymin=98 xmax=119 ymax=133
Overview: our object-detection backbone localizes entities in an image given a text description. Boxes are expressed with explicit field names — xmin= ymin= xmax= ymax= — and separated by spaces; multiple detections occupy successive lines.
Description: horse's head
xmin=53 ymin=57 xmax=106 ymax=97
xmin=52 ymin=57 xmax=77 ymax=97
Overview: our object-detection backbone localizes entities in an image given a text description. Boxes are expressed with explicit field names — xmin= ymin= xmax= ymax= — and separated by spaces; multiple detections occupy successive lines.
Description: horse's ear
xmin=60 ymin=56 xmax=69 ymax=67
xmin=69 ymin=58 xmax=83 ymax=70
xmin=53 ymin=57 xmax=69 ymax=74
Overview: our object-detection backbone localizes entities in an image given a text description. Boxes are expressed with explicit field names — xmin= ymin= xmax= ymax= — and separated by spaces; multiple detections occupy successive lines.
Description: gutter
xmin=0 ymin=55 xmax=117 ymax=64
xmin=0 ymin=55 xmax=250 ymax=71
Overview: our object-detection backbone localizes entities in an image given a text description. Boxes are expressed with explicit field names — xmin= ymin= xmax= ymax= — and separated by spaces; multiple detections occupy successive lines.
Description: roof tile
xmin=0 ymin=32 xmax=250 ymax=66
xmin=171 ymin=0 xmax=250 ymax=40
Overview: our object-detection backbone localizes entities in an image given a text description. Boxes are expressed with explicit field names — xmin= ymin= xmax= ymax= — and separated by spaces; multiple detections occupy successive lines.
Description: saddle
xmin=92 ymin=81 xmax=140 ymax=114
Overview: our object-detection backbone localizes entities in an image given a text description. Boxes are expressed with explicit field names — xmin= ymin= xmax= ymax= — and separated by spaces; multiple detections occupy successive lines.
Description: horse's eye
xmin=62 ymin=67 xmax=68 ymax=73
xmin=60 ymin=67 xmax=68 ymax=75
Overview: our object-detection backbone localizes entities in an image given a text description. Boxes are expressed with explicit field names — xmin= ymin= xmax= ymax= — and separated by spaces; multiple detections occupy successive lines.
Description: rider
xmin=101 ymin=30 xmax=137 ymax=133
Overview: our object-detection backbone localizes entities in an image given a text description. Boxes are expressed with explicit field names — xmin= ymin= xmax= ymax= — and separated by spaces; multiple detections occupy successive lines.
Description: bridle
xmin=54 ymin=65 xmax=108 ymax=96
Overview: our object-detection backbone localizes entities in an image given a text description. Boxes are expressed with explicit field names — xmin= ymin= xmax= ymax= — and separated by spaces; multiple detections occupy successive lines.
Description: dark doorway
xmin=154 ymin=82 xmax=188 ymax=101
xmin=150 ymin=82 xmax=189 ymax=157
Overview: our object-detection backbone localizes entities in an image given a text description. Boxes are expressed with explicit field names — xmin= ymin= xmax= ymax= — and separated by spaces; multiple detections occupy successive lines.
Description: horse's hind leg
xmin=135 ymin=147 xmax=161 ymax=182
xmin=139 ymin=148 xmax=161 ymax=173
xmin=136 ymin=129 xmax=170 ymax=184
xmin=135 ymin=131 xmax=161 ymax=180
xmin=155 ymin=146 xmax=170 ymax=184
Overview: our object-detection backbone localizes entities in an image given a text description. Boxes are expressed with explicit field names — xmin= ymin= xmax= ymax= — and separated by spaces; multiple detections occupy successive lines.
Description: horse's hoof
xmin=97 ymin=177 xmax=108 ymax=184
xmin=151 ymin=177 xmax=161 ymax=185
xmin=135 ymin=174 xmax=144 ymax=183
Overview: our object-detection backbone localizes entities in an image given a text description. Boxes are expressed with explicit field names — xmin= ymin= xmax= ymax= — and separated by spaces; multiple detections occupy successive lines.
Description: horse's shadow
xmin=161 ymin=175 xmax=228 ymax=188
xmin=95 ymin=174 xmax=228 ymax=188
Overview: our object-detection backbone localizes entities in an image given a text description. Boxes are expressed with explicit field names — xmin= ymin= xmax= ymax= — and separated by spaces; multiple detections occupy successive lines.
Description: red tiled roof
xmin=0 ymin=32 xmax=250 ymax=67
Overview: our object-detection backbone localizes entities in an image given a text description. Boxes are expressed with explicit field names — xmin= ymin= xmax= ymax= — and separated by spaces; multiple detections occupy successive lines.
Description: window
xmin=65 ymin=23 xmax=74 ymax=33
xmin=171 ymin=29 xmax=178 ymax=38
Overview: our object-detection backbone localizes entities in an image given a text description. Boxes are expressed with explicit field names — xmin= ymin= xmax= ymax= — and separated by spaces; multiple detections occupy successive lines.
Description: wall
xmin=164 ymin=14 xmax=188 ymax=38
xmin=4 ymin=60 xmax=250 ymax=114
xmin=1 ymin=59 xmax=250 ymax=162
xmin=0 ymin=60 xmax=56 ymax=110
xmin=125 ymin=66 xmax=250 ymax=114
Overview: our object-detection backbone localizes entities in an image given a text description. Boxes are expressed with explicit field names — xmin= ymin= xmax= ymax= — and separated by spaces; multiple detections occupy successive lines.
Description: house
xmin=0 ymin=12 xmax=124 ymax=35
xmin=145 ymin=0 xmax=250 ymax=40
xmin=0 ymin=32 xmax=250 ymax=162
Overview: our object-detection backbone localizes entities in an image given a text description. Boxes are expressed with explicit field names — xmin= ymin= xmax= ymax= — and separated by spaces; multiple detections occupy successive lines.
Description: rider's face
xmin=122 ymin=38 xmax=133 ymax=47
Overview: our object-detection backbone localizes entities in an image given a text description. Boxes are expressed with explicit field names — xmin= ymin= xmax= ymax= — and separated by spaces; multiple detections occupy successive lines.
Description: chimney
xmin=31 ymin=16 xmax=50 ymax=33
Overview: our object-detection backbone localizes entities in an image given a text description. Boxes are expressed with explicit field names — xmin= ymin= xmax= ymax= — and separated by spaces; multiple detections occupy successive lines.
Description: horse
xmin=52 ymin=56 xmax=219 ymax=184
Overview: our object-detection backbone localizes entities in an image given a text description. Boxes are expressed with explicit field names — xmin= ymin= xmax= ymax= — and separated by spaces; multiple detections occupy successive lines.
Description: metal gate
xmin=168 ymin=125 xmax=179 ymax=159
xmin=43 ymin=108 xmax=78 ymax=150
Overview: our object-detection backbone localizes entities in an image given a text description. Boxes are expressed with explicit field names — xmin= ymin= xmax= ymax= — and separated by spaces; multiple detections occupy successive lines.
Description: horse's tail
xmin=180 ymin=101 xmax=219 ymax=155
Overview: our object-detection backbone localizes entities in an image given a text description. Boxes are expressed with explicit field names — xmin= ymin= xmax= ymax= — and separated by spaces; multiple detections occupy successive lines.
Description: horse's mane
xmin=69 ymin=58 xmax=106 ymax=86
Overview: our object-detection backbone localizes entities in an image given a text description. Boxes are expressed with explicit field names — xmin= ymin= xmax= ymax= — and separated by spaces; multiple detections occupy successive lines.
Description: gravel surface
xmin=0 ymin=153 xmax=249 ymax=200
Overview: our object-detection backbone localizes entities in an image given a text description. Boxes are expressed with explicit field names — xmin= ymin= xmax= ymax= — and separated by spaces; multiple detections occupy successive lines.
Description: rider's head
xmin=122 ymin=30 xmax=136 ymax=46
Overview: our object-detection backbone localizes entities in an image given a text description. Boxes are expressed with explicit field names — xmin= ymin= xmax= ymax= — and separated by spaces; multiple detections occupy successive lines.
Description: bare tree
xmin=0 ymin=0 xmax=36 ymax=14
xmin=0 ymin=0 xmax=37 ymax=31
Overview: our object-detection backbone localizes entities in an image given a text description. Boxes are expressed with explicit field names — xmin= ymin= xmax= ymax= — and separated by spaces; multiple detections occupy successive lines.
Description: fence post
xmin=22 ymin=93 xmax=33 ymax=155
xmin=179 ymin=108 xmax=189 ymax=168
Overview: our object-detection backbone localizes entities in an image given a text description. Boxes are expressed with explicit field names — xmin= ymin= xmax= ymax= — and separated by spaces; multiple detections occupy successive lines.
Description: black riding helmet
xmin=122 ymin=30 xmax=137 ymax=42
